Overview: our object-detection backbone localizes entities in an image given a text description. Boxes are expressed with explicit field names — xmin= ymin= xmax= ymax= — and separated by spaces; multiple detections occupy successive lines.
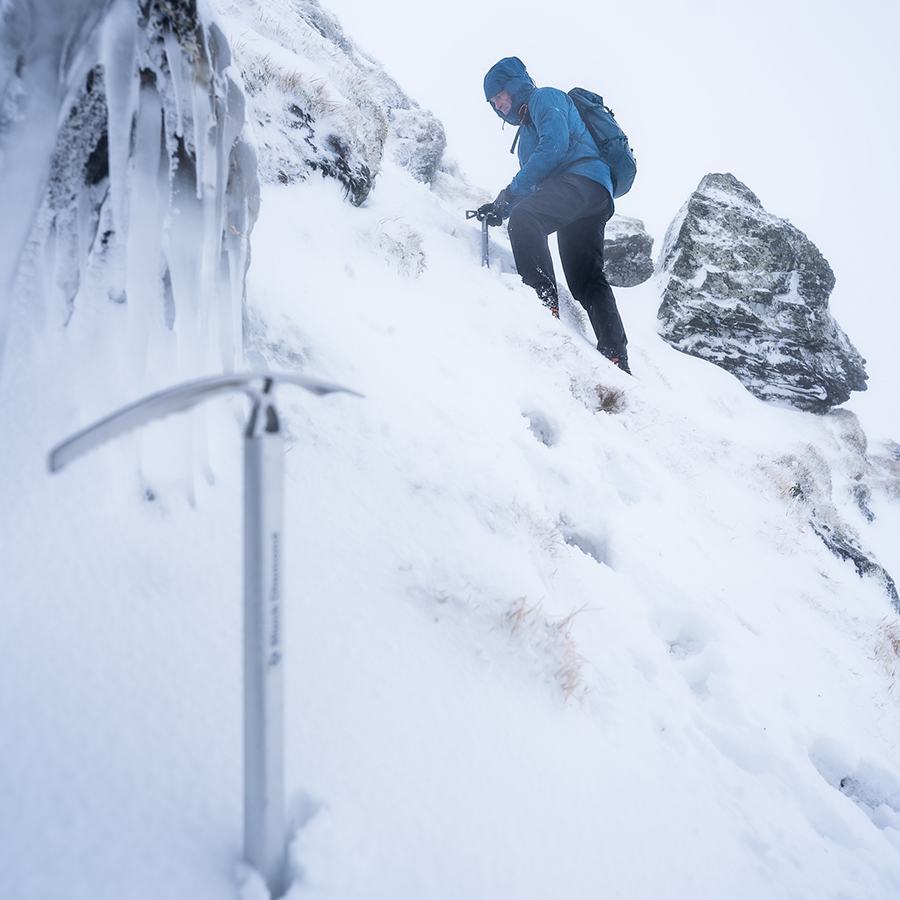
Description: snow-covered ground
xmin=2 ymin=2 xmax=900 ymax=899
xmin=3 ymin=154 xmax=900 ymax=898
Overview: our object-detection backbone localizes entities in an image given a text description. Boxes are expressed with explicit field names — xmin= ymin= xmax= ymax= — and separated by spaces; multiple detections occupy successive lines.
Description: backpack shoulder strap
xmin=509 ymin=102 xmax=530 ymax=154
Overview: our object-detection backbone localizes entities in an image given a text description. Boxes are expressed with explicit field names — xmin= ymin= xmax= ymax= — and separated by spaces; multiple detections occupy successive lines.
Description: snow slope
xmin=2 ymin=4 xmax=900 ymax=900
xmin=321 ymin=0 xmax=900 ymax=447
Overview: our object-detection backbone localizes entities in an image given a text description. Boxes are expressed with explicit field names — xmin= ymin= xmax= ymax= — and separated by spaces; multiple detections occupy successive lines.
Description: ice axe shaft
xmin=465 ymin=210 xmax=490 ymax=268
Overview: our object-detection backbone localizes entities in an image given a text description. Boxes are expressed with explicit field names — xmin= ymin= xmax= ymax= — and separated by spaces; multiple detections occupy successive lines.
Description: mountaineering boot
xmin=600 ymin=346 xmax=631 ymax=375
xmin=537 ymin=286 xmax=560 ymax=319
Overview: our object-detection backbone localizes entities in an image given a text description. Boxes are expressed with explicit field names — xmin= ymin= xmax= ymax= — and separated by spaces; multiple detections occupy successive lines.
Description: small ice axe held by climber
xmin=465 ymin=208 xmax=491 ymax=268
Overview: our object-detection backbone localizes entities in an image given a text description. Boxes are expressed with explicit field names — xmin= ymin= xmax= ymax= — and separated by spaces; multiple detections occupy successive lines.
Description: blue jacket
xmin=483 ymin=57 xmax=614 ymax=204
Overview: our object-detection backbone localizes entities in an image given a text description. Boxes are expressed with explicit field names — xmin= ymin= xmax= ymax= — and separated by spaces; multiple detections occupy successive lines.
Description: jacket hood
xmin=483 ymin=57 xmax=536 ymax=126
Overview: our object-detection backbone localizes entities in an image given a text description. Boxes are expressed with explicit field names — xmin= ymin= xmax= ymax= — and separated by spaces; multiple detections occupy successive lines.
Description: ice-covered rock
xmin=871 ymin=440 xmax=900 ymax=500
xmin=389 ymin=106 xmax=446 ymax=186
xmin=657 ymin=173 xmax=867 ymax=412
xmin=216 ymin=0 xmax=447 ymax=200
xmin=767 ymin=440 xmax=898 ymax=609
xmin=604 ymin=215 xmax=653 ymax=287
xmin=3 ymin=0 xmax=259 ymax=391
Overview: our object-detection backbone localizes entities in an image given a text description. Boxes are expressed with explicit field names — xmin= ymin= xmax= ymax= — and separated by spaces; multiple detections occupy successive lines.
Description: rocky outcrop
xmin=766 ymin=436 xmax=898 ymax=610
xmin=557 ymin=214 xmax=654 ymax=332
xmin=658 ymin=173 xmax=867 ymax=412
xmin=604 ymin=215 xmax=653 ymax=287
xmin=218 ymin=0 xmax=447 ymax=202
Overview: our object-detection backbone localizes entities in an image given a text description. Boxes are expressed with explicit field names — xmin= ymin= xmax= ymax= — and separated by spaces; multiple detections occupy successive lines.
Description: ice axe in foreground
xmin=48 ymin=371 xmax=362 ymax=899
xmin=465 ymin=208 xmax=491 ymax=268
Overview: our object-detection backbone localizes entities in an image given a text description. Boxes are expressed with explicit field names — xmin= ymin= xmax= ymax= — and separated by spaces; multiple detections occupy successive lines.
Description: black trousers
xmin=507 ymin=173 xmax=627 ymax=357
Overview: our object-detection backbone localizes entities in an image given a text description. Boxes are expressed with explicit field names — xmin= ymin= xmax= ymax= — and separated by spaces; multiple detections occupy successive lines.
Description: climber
xmin=477 ymin=56 xmax=630 ymax=373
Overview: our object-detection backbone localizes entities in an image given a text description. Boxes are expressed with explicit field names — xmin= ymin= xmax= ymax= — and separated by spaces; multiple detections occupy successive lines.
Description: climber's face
xmin=490 ymin=89 xmax=513 ymax=116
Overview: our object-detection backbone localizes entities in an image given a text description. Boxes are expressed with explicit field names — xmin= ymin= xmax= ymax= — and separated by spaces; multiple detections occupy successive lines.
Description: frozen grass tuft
xmin=595 ymin=383 xmax=627 ymax=414
xmin=874 ymin=618 xmax=900 ymax=692
xmin=504 ymin=598 xmax=588 ymax=701
xmin=366 ymin=217 xmax=426 ymax=277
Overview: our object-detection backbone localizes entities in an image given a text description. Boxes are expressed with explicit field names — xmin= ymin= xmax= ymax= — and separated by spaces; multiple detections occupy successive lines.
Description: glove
xmin=476 ymin=188 xmax=512 ymax=226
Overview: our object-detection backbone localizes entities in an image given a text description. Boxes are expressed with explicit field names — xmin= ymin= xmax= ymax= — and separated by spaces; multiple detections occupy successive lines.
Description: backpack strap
xmin=509 ymin=103 xmax=530 ymax=155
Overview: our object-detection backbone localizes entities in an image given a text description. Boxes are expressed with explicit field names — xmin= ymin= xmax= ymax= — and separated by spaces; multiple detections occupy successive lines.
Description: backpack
xmin=568 ymin=87 xmax=636 ymax=199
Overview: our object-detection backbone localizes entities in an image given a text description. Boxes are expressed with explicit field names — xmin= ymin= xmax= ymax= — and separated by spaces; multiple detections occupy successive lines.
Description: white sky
xmin=323 ymin=0 xmax=899 ymax=435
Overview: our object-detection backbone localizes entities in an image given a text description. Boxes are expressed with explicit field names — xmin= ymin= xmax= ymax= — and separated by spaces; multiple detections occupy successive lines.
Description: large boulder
xmin=604 ymin=215 xmax=653 ymax=287
xmin=657 ymin=173 xmax=867 ymax=412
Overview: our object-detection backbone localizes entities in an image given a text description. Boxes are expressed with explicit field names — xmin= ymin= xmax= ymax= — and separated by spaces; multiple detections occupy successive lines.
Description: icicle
xmin=211 ymin=94 xmax=228 ymax=267
xmin=191 ymin=81 xmax=211 ymax=200
xmin=162 ymin=146 xmax=205 ymax=501
xmin=39 ymin=220 xmax=57 ymax=334
xmin=75 ymin=188 xmax=93 ymax=284
xmin=222 ymin=194 xmax=249 ymax=371
xmin=124 ymin=81 xmax=165 ymax=397
xmin=209 ymin=25 xmax=240 ymax=271
xmin=162 ymin=28 xmax=187 ymax=138
xmin=99 ymin=0 xmax=139 ymax=240
xmin=52 ymin=206 xmax=79 ymax=326
xmin=214 ymin=78 xmax=244 ymax=259
xmin=164 ymin=170 xmax=202 ymax=372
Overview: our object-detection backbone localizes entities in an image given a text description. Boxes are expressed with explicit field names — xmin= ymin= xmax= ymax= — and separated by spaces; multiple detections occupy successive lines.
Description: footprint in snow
xmin=809 ymin=738 xmax=900 ymax=832
xmin=559 ymin=522 xmax=609 ymax=566
xmin=522 ymin=410 xmax=557 ymax=447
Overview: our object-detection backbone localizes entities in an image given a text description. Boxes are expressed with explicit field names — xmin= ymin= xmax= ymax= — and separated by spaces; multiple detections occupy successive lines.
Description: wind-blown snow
xmin=1 ymin=2 xmax=900 ymax=899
